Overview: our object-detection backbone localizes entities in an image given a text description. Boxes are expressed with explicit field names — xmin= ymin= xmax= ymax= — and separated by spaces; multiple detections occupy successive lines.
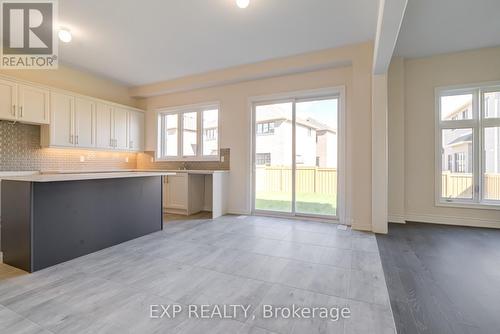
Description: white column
xmin=372 ymin=74 xmax=389 ymax=234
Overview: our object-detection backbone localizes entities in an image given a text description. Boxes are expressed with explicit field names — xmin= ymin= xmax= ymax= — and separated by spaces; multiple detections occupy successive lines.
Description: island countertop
xmin=1 ymin=171 xmax=175 ymax=182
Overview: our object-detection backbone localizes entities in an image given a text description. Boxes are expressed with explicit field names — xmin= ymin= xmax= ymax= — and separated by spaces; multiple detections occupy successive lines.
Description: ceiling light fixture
xmin=236 ymin=0 xmax=250 ymax=9
xmin=58 ymin=28 xmax=72 ymax=43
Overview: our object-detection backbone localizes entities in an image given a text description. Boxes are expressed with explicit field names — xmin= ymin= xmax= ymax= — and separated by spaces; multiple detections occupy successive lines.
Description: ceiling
xmin=58 ymin=0 xmax=378 ymax=86
xmin=395 ymin=0 xmax=500 ymax=58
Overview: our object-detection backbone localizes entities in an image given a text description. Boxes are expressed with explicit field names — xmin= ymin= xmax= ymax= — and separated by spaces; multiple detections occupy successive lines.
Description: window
xmin=256 ymin=153 xmax=271 ymax=165
xmin=163 ymin=114 xmax=178 ymax=157
xmin=157 ymin=103 xmax=219 ymax=160
xmin=256 ymin=121 xmax=275 ymax=135
xmin=203 ymin=109 xmax=219 ymax=156
xmin=437 ymin=85 xmax=500 ymax=206
xmin=455 ymin=152 xmax=466 ymax=173
xmin=183 ymin=112 xmax=197 ymax=156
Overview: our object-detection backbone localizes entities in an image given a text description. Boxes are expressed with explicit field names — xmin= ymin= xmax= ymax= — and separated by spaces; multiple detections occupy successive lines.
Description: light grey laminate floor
xmin=0 ymin=214 xmax=395 ymax=334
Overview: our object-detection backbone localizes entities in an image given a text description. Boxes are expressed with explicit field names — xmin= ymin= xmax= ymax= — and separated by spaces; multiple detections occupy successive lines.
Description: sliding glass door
xmin=254 ymin=102 xmax=293 ymax=213
xmin=254 ymin=96 xmax=339 ymax=218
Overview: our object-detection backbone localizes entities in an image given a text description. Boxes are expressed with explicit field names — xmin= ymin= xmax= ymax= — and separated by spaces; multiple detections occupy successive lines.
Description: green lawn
xmin=256 ymin=192 xmax=337 ymax=216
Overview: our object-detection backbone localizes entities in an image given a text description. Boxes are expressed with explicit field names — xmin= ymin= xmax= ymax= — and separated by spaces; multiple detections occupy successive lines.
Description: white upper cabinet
xmin=0 ymin=78 xmax=49 ymax=124
xmin=74 ymin=98 xmax=95 ymax=148
xmin=96 ymin=102 xmax=113 ymax=149
xmin=113 ymin=107 xmax=129 ymax=150
xmin=0 ymin=74 xmax=144 ymax=152
xmin=0 ymin=78 xmax=17 ymax=121
xmin=49 ymin=92 xmax=74 ymax=147
xmin=129 ymin=110 xmax=144 ymax=151
xmin=46 ymin=93 xmax=96 ymax=149
xmin=17 ymin=84 xmax=50 ymax=124
xmin=94 ymin=103 xmax=144 ymax=152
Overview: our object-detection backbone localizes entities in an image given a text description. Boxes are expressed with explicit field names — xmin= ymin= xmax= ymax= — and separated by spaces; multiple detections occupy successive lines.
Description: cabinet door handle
xmin=70 ymin=135 xmax=73 ymax=144
xmin=12 ymin=105 xmax=16 ymax=116
xmin=19 ymin=106 xmax=23 ymax=118
xmin=76 ymin=135 xmax=79 ymax=145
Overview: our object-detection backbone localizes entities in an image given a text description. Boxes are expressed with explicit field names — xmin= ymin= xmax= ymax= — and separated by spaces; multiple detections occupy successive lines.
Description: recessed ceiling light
xmin=236 ymin=0 xmax=250 ymax=9
xmin=58 ymin=28 xmax=72 ymax=43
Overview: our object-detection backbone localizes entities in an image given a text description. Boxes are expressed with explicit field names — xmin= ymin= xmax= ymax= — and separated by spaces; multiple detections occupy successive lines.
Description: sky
xmin=441 ymin=94 xmax=472 ymax=119
xmin=256 ymin=99 xmax=338 ymax=128
xmin=297 ymin=99 xmax=338 ymax=128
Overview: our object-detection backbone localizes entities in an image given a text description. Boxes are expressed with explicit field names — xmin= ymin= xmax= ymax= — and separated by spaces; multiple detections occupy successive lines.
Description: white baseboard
xmin=351 ymin=224 xmax=372 ymax=232
xmin=388 ymin=214 xmax=406 ymax=224
xmin=227 ymin=209 xmax=251 ymax=216
xmin=404 ymin=213 xmax=500 ymax=229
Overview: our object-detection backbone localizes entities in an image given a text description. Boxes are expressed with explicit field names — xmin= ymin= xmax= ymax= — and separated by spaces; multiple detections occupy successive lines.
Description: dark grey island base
xmin=1 ymin=173 xmax=167 ymax=272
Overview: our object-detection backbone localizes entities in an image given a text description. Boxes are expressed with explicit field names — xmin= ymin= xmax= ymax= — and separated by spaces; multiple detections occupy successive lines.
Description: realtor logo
xmin=1 ymin=0 xmax=58 ymax=69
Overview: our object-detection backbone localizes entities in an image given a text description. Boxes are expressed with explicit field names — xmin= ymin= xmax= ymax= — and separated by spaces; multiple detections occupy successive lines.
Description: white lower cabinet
xmin=163 ymin=174 xmax=205 ymax=215
xmin=163 ymin=172 xmax=228 ymax=217
xmin=164 ymin=174 xmax=188 ymax=211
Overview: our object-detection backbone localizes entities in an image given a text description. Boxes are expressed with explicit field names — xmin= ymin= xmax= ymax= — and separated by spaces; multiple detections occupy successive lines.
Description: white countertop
xmin=140 ymin=169 xmax=229 ymax=175
xmin=40 ymin=169 xmax=229 ymax=175
xmin=0 ymin=171 xmax=39 ymax=179
xmin=1 ymin=172 xmax=174 ymax=183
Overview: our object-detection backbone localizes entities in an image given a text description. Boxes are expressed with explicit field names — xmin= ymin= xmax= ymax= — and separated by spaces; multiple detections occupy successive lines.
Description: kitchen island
xmin=1 ymin=172 xmax=173 ymax=272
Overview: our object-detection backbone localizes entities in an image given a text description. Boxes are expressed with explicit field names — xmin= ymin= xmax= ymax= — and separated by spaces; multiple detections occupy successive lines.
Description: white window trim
xmin=156 ymin=101 xmax=221 ymax=161
xmin=435 ymin=81 xmax=500 ymax=210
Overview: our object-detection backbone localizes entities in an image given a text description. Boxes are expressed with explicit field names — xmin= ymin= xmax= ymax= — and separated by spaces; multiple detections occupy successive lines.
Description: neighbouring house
xmin=255 ymin=105 xmax=337 ymax=168
xmin=442 ymin=93 xmax=500 ymax=175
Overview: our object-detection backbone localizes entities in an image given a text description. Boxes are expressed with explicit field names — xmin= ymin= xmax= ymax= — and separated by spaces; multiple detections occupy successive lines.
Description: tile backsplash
xmin=0 ymin=121 xmax=229 ymax=171
xmin=0 ymin=121 xmax=136 ymax=171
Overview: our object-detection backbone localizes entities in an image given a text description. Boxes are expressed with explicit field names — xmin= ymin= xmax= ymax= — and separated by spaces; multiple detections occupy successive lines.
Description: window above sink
xmin=156 ymin=102 xmax=220 ymax=161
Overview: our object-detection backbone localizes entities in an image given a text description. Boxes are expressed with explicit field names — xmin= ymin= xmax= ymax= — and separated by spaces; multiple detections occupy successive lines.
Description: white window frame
xmin=435 ymin=82 xmax=500 ymax=210
xmin=156 ymin=102 xmax=220 ymax=161
xmin=249 ymin=86 xmax=346 ymax=223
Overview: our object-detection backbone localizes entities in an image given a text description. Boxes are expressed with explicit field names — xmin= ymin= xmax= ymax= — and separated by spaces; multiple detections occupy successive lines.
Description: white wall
xmin=145 ymin=67 xmax=354 ymax=216
xmin=388 ymin=46 xmax=500 ymax=228
xmin=140 ymin=42 xmax=375 ymax=230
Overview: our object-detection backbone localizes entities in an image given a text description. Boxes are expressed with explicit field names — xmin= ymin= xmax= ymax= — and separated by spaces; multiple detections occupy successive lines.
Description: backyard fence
xmin=441 ymin=171 xmax=500 ymax=199
xmin=256 ymin=166 xmax=337 ymax=195
xmin=256 ymin=168 xmax=500 ymax=199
